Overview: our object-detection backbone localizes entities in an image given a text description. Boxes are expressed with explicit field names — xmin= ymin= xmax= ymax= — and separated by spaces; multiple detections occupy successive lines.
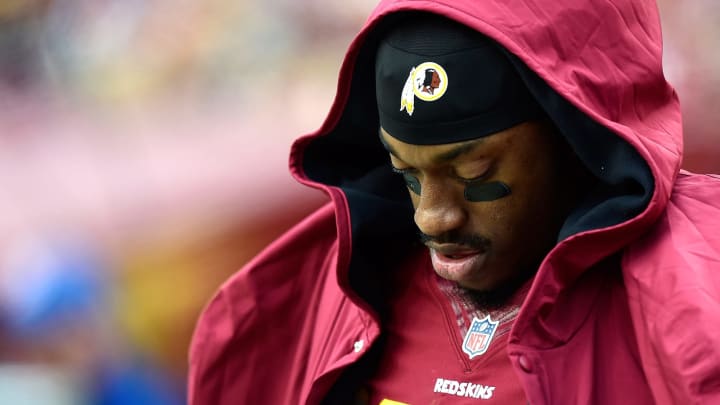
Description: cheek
xmin=466 ymin=202 xmax=507 ymax=236
xmin=500 ymin=182 xmax=562 ymax=247
xmin=466 ymin=197 xmax=533 ymax=248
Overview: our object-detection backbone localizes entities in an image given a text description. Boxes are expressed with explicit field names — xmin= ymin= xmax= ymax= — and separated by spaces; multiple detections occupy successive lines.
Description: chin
xmin=459 ymin=284 xmax=517 ymax=310
xmin=461 ymin=284 xmax=516 ymax=310
xmin=459 ymin=273 xmax=530 ymax=310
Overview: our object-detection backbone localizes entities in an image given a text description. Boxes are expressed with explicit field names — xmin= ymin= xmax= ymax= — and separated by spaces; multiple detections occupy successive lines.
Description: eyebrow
xmin=378 ymin=129 xmax=484 ymax=164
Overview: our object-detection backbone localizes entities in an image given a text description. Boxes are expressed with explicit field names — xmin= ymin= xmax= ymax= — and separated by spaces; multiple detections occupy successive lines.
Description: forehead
xmin=379 ymin=127 xmax=487 ymax=165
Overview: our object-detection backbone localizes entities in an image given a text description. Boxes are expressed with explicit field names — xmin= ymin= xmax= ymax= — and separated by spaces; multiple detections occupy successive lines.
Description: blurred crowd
xmin=0 ymin=1 xmax=717 ymax=403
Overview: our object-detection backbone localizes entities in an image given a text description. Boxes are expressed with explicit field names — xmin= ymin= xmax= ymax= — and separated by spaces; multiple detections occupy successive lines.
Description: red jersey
xmin=364 ymin=251 xmax=526 ymax=404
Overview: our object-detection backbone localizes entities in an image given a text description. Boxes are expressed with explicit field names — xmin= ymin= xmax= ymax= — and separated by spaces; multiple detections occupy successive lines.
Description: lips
xmin=429 ymin=246 xmax=488 ymax=284
xmin=436 ymin=248 xmax=480 ymax=260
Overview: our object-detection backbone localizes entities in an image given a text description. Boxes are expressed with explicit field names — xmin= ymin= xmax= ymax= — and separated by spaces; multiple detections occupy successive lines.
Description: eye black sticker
xmin=402 ymin=173 xmax=422 ymax=195
xmin=464 ymin=181 xmax=511 ymax=202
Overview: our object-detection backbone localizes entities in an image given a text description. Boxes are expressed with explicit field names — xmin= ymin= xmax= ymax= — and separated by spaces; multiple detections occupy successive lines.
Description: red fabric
xmin=189 ymin=0 xmax=720 ymax=404
xmin=364 ymin=250 xmax=526 ymax=404
xmin=622 ymin=172 xmax=720 ymax=405
xmin=188 ymin=203 xmax=380 ymax=404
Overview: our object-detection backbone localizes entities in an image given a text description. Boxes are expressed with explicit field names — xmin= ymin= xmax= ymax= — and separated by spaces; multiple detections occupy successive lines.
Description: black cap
xmin=375 ymin=13 xmax=545 ymax=145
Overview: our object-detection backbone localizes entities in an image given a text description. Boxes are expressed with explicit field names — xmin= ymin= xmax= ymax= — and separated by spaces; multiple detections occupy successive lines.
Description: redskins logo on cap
xmin=400 ymin=62 xmax=449 ymax=116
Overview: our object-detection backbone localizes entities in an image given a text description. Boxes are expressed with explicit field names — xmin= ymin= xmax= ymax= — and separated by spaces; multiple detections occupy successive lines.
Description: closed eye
xmin=455 ymin=165 xmax=493 ymax=184
xmin=391 ymin=166 xmax=421 ymax=195
xmin=457 ymin=173 xmax=490 ymax=184
xmin=391 ymin=166 xmax=414 ymax=175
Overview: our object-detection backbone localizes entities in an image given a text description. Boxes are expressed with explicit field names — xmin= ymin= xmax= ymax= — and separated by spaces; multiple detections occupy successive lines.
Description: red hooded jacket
xmin=188 ymin=0 xmax=720 ymax=404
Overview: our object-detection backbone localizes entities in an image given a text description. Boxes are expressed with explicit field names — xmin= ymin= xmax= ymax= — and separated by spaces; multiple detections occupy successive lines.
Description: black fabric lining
xmin=498 ymin=48 xmax=654 ymax=240
xmin=303 ymin=18 xmax=418 ymax=317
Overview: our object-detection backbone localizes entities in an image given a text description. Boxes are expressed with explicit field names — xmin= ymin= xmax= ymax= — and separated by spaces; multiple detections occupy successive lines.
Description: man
xmin=188 ymin=1 xmax=720 ymax=404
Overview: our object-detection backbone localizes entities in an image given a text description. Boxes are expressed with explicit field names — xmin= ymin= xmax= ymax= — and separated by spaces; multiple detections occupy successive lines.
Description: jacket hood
xmin=289 ymin=0 xmax=682 ymax=327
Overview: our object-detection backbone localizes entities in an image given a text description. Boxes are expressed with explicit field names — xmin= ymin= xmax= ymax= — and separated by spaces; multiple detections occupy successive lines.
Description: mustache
xmin=417 ymin=231 xmax=491 ymax=250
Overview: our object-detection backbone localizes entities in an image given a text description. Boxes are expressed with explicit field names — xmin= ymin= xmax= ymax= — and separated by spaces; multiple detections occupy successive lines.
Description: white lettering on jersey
xmin=433 ymin=378 xmax=496 ymax=400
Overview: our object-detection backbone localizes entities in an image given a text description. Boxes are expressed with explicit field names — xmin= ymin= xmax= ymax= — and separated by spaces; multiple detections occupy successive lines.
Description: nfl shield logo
xmin=462 ymin=316 xmax=499 ymax=359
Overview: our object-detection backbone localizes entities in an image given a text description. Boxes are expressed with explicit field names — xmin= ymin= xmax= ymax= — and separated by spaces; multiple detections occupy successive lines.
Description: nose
xmin=413 ymin=182 xmax=467 ymax=237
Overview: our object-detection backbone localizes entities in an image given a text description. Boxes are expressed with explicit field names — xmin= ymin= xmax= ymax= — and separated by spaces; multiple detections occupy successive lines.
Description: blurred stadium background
xmin=0 ymin=1 xmax=717 ymax=403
